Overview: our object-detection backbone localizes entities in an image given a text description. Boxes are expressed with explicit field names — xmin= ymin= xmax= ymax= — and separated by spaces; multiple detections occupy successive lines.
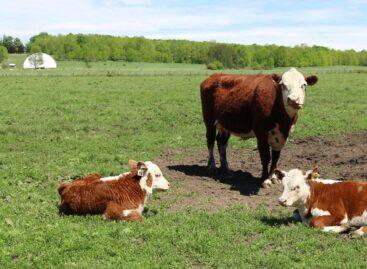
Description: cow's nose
xmin=287 ymin=97 xmax=302 ymax=108
xmin=278 ymin=198 xmax=287 ymax=206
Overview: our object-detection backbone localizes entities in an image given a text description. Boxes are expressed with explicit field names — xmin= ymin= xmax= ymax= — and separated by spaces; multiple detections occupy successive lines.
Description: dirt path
xmin=154 ymin=132 xmax=367 ymax=212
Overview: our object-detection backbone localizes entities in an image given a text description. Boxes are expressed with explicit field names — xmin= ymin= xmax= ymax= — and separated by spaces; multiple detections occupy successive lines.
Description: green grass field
xmin=1 ymin=55 xmax=367 ymax=268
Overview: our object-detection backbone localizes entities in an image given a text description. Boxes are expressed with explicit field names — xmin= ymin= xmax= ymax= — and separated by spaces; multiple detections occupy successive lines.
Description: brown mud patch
xmin=153 ymin=132 xmax=367 ymax=212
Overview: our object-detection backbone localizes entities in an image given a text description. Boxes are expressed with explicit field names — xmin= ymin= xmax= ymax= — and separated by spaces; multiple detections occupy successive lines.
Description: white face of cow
xmin=130 ymin=160 xmax=170 ymax=191
xmin=280 ymin=68 xmax=318 ymax=118
xmin=277 ymin=169 xmax=311 ymax=207
xmin=144 ymin=161 xmax=170 ymax=191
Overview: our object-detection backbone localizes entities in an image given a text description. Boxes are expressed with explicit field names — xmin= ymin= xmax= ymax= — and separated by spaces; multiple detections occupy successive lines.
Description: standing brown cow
xmin=200 ymin=68 xmax=318 ymax=187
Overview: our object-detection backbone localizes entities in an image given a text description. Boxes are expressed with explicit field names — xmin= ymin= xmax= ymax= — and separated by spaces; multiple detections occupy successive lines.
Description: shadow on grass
xmin=167 ymin=164 xmax=262 ymax=196
xmin=259 ymin=215 xmax=298 ymax=227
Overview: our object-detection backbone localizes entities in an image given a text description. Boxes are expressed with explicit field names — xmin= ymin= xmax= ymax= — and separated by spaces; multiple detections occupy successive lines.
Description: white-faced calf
xmin=58 ymin=160 xmax=170 ymax=222
xmin=276 ymin=168 xmax=367 ymax=236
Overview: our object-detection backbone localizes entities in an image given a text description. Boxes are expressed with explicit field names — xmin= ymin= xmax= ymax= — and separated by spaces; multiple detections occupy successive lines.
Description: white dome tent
xmin=23 ymin=53 xmax=57 ymax=69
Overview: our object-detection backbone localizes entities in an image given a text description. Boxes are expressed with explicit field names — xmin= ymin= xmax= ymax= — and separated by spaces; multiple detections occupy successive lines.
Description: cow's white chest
xmin=267 ymin=124 xmax=286 ymax=151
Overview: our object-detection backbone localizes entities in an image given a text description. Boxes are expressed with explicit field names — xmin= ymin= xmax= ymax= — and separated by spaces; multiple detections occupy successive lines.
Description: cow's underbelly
xmin=216 ymin=120 xmax=287 ymax=151
xmin=350 ymin=211 xmax=367 ymax=227
xmin=215 ymin=121 xmax=255 ymax=140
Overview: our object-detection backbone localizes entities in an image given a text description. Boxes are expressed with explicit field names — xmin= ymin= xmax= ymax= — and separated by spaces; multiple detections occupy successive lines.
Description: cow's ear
xmin=274 ymin=169 xmax=286 ymax=180
xmin=129 ymin=160 xmax=137 ymax=172
xmin=271 ymin=74 xmax=282 ymax=84
xmin=137 ymin=161 xmax=147 ymax=177
xmin=306 ymin=75 xmax=318 ymax=86
xmin=307 ymin=167 xmax=319 ymax=180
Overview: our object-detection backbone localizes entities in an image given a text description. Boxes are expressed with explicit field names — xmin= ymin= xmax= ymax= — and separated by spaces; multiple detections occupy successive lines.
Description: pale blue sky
xmin=1 ymin=0 xmax=366 ymax=50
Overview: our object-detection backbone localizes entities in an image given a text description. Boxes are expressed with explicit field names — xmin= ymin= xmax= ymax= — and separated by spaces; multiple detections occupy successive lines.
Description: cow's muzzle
xmin=287 ymin=97 xmax=302 ymax=109
xmin=278 ymin=198 xmax=288 ymax=206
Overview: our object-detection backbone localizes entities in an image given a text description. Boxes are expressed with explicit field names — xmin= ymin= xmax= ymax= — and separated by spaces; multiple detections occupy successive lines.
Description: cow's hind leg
xmin=352 ymin=226 xmax=367 ymax=237
xmin=216 ymin=131 xmax=231 ymax=174
xmin=322 ymin=226 xmax=349 ymax=233
xmin=206 ymin=125 xmax=217 ymax=173
xmin=310 ymin=215 xmax=349 ymax=233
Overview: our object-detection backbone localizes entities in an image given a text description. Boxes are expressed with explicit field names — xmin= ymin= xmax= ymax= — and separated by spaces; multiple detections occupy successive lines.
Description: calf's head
xmin=275 ymin=168 xmax=318 ymax=207
xmin=273 ymin=68 xmax=318 ymax=117
xmin=129 ymin=160 xmax=170 ymax=191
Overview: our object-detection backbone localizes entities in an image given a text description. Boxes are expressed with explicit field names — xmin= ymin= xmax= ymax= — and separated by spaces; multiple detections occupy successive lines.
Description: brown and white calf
xmin=58 ymin=160 xmax=170 ymax=222
xmin=277 ymin=168 xmax=367 ymax=236
xmin=200 ymin=68 xmax=318 ymax=187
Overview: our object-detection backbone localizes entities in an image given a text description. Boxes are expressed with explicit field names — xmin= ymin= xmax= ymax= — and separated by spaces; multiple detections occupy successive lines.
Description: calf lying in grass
xmin=276 ymin=168 xmax=367 ymax=236
xmin=58 ymin=160 xmax=170 ymax=222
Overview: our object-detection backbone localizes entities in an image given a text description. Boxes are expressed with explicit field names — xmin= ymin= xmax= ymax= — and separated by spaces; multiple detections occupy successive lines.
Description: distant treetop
xmin=26 ymin=33 xmax=367 ymax=69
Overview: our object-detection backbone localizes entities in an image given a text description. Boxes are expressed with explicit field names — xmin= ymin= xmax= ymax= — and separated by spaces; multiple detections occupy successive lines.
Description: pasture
xmin=1 ymin=55 xmax=367 ymax=268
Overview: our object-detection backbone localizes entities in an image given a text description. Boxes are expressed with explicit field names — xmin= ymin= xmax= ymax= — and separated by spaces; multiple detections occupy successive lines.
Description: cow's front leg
xmin=216 ymin=131 xmax=231 ymax=174
xmin=269 ymin=150 xmax=281 ymax=184
xmin=310 ymin=215 xmax=348 ymax=233
xmin=257 ymin=138 xmax=270 ymax=187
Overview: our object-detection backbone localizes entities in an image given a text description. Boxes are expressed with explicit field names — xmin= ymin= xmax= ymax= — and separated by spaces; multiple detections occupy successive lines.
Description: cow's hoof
xmin=219 ymin=168 xmax=233 ymax=178
xmin=207 ymin=165 xmax=217 ymax=176
xmin=351 ymin=228 xmax=365 ymax=238
xmin=262 ymin=179 xmax=272 ymax=188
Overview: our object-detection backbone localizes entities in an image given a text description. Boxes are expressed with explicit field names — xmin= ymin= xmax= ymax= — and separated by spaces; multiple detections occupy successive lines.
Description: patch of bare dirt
xmin=153 ymin=132 xmax=367 ymax=212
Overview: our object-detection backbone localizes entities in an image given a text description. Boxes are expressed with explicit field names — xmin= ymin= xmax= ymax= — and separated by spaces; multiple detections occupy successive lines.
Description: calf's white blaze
xmin=279 ymin=169 xmax=310 ymax=207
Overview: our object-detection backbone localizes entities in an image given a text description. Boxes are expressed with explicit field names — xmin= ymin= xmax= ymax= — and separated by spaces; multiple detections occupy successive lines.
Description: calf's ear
xmin=129 ymin=160 xmax=137 ymax=171
xmin=274 ymin=169 xmax=286 ymax=180
xmin=307 ymin=167 xmax=319 ymax=180
xmin=306 ymin=75 xmax=318 ymax=86
xmin=137 ymin=161 xmax=148 ymax=177
xmin=271 ymin=74 xmax=282 ymax=84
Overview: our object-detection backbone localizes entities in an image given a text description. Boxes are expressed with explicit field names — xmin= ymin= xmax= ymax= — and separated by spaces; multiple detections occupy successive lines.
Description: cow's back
xmin=310 ymin=181 xmax=367 ymax=218
xmin=201 ymin=73 xmax=278 ymax=134
xmin=59 ymin=176 xmax=144 ymax=215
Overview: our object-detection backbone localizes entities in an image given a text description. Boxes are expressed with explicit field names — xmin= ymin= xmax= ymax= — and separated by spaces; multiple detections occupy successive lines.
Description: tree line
xmin=0 ymin=35 xmax=25 ymax=54
xmin=2 ymin=32 xmax=367 ymax=69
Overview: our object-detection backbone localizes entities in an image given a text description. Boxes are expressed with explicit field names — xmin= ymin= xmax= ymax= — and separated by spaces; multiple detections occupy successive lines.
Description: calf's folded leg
xmin=310 ymin=215 xmax=348 ymax=233
xmin=122 ymin=210 xmax=143 ymax=222
xmin=352 ymin=226 xmax=367 ymax=237
xmin=104 ymin=202 xmax=124 ymax=220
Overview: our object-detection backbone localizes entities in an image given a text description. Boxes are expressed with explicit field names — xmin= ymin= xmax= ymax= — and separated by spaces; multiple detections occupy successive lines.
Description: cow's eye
xmin=302 ymin=84 xmax=306 ymax=90
xmin=155 ymin=174 xmax=161 ymax=177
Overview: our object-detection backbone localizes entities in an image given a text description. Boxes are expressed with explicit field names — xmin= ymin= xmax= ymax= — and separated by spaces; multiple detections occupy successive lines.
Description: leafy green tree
xmin=25 ymin=33 xmax=367 ymax=68
xmin=13 ymin=38 xmax=25 ymax=53
xmin=1 ymin=35 xmax=16 ymax=53
xmin=0 ymin=45 xmax=8 ymax=62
